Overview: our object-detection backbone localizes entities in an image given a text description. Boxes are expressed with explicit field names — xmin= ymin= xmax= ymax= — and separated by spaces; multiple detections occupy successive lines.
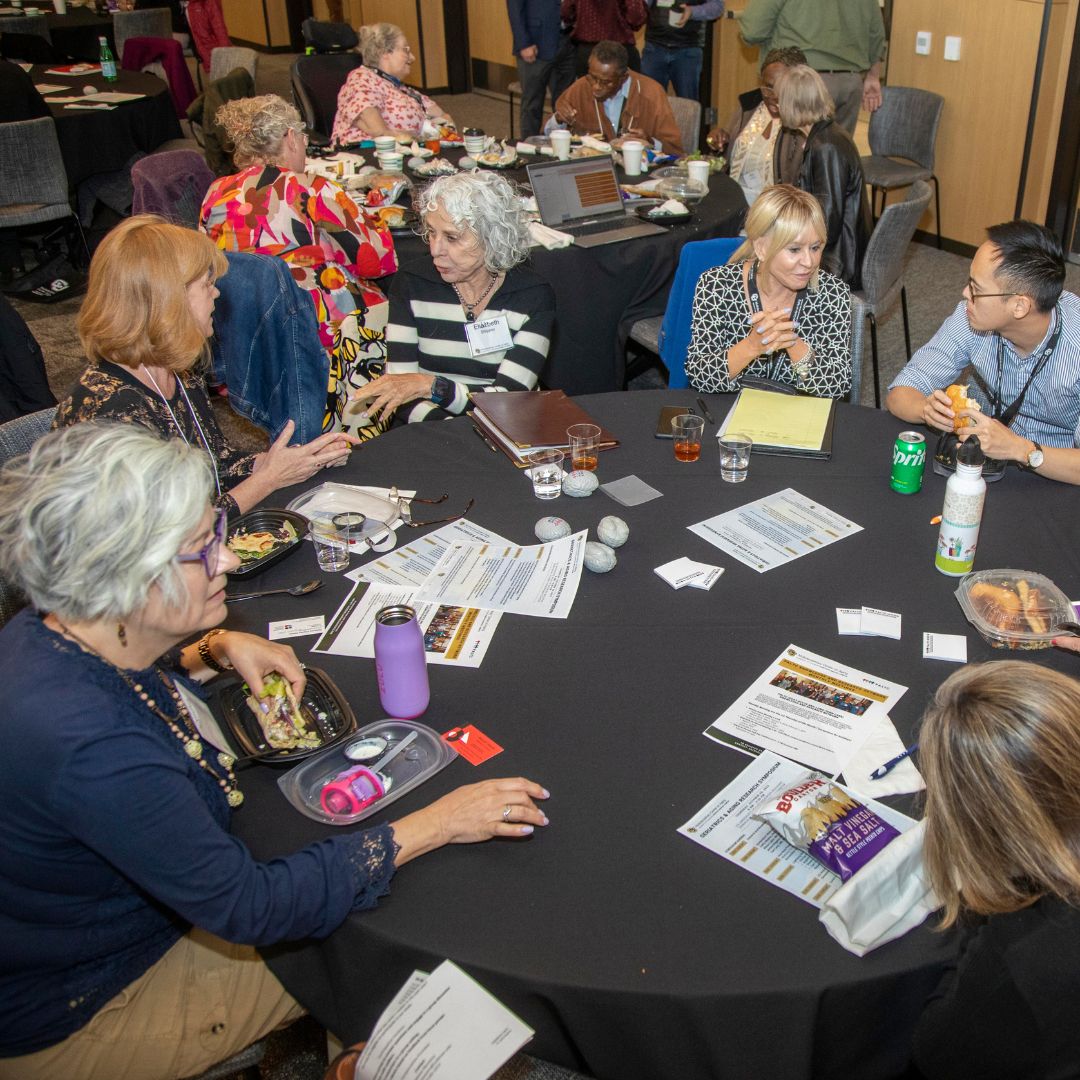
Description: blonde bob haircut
xmin=920 ymin=661 xmax=1080 ymax=928
xmin=77 ymin=215 xmax=227 ymax=373
xmin=216 ymin=94 xmax=302 ymax=168
xmin=730 ymin=184 xmax=827 ymax=289
xmin=775 ymin=64 xmax=834 ymax=130
xmin=359 ymin=22 xmax=405 ymax=67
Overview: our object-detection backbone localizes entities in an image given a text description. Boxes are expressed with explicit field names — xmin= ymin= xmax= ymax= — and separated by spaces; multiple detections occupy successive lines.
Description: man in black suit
xmin=506 ymin=0 xmax=576 ymax=138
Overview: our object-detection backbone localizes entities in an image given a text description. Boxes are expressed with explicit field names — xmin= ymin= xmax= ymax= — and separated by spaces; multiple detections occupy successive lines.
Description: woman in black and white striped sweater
xmin=355 ymin=172 xmax=556 ymax=424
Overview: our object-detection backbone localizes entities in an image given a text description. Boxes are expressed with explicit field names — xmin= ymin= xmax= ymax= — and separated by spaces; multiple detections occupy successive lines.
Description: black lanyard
xmin=746 ymin=261 xmax=808 ymax=381
xmin=366 ymin=65 xmax=428 ymax=109
xmin=972 ymin=308 xmax=1061 ymax=427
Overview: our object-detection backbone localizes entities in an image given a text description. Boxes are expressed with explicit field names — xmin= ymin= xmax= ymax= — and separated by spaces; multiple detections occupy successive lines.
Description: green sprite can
xmin=891 ymin=431 xmax=926 ymax=494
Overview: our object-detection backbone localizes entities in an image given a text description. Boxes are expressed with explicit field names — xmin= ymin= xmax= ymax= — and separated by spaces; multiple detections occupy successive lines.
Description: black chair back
xmin=291 ymin=53 xmax=362 ymax=139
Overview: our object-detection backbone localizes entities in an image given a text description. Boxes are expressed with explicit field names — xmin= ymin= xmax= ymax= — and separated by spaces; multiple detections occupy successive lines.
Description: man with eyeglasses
xmin=549 ymin=39 xmax=684 ymax=154
xmin=886 ymin=221 xmax=1080 ymax=484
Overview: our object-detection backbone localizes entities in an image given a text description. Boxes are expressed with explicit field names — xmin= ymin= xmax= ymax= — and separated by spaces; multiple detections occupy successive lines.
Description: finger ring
xmin=502 ymin=804 xmax=512 ymax=822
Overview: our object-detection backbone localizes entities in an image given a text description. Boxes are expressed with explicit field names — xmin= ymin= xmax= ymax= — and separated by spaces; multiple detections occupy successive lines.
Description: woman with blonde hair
xmin=332 ymin=22 xmax=455 ymax=144
xmin=773 ymin=65 xmax=870 ymax=289
xmin=912 ymin=661 xmax=1080 ymax=1077
xmin=685 ymin=184 xmax=852 ymax=398
xmin=201 ymin=94 xmax=397 ymax=437
xmin=54 ymin=215 xmax=356 ymax=514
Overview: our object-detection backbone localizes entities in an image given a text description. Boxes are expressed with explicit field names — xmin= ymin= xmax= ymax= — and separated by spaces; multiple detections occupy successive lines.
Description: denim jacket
xmin=211 ymin=251 xmax=329 ymax=445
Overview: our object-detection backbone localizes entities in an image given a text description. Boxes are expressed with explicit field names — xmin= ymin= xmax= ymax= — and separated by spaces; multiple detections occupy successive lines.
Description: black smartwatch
xmin=431 ymin=376 xmax=455 ymax=408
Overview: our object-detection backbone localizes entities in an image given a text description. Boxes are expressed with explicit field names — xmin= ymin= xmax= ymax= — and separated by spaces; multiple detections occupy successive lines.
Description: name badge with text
xmin=465 ymin=314 xmax=514 ymax=357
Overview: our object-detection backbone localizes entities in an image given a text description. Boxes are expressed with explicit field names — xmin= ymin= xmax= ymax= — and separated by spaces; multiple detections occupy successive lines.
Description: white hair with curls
xmin=415 ymin=172 xmax=531 ymax=272
xmin=0 ymin=423 xmax=214 ymax=622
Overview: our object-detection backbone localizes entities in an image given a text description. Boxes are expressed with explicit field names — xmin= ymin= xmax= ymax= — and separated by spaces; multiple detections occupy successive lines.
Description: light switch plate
xmin=915 ymin=31 xmax=931 ymax=55
xmin=944 ymin=35 xmax=961 ymax=61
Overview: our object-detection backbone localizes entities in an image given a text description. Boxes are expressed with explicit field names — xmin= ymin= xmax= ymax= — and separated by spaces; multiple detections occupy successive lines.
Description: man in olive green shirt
xmin=738 ymin=0 xmax=885 ymax=133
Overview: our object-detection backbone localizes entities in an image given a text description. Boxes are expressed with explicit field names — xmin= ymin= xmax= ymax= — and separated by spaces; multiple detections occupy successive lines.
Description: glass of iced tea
xmin=567 ymin=424 xmax=601 ymax=471
xmin=672 ymin=414 xmax=705 ymax=462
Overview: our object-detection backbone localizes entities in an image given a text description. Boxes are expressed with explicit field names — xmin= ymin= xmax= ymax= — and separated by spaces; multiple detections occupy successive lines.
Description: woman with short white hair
xmin=355 ymin=171 xmax=556 ymax=424
xmin=0 ymin=422 xmax=550 ymax=1080
xmin=331 ymin=22 xmax=455 ymax=144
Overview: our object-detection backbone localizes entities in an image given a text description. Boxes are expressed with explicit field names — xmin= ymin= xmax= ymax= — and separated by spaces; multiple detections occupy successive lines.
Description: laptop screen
xmin=528 ymin=155 xmax=627 ymax=226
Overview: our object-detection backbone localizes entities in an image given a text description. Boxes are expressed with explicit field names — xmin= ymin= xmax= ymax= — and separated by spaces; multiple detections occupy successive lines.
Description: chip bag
xmin=753 ymin=774 xmax=900 ymax=882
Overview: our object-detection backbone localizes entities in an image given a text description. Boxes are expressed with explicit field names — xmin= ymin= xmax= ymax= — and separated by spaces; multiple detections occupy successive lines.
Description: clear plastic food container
xmin=277 ymin=719 xmax=454 ymax=824
xmin=955 ymin=569 xmax=1073 ymax=650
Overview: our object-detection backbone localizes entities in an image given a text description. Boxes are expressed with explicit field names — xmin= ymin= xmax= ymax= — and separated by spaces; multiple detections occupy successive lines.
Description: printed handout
xmin=689 ymin=488 xmax=862 ymax=573
xmin=413 ymin=530 xmax=586 ymax=618
xmin=678 ymin=751 xmax=915 ymax=909
xmin=312 ymin=580 xmax=502 ymax=667
xmin=703 ymin=644 xmax=908 ymax=776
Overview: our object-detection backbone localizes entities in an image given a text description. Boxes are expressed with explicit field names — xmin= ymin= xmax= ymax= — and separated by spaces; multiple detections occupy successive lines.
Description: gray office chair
xmin=669 ymin=95 xmax=701 ymax=154
xmin=114 ymin=6 xmax=173 ymax=64
xmin=848 ymin=294 xmax=864 ymax=406
xmin=0 ymin=408 xmax=55 ymax=628
xmin=0 ymin=117 xmax=89 ymax=265
xmin=860 ymin=86 xmax=943 ymax=250
xmin=209 ymin=45 xmax=257 ymax=84
xmin=852 ymin=179 xmax=933 ymax=408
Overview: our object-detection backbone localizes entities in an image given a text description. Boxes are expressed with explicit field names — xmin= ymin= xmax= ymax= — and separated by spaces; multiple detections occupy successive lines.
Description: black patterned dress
xmin=53 ymin=362 xmax=257 ymax=516
xmin=685 ymin=263 xmax=853 ymax=399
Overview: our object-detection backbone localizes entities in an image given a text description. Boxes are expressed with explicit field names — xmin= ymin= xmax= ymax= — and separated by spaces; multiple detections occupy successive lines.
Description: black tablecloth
xmin=45 ymin=7 xmax=115 ymax=62
xmin=34 ymin=63 xmax=180 ymax=184
xmin=367 ymin=148 xmax=746 ymax=394
xmin=226 ymin=391 xmax=1080 ymax=1080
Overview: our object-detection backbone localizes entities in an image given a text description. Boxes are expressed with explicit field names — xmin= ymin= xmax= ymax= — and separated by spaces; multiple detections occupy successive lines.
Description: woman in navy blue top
xmin=0 ymin=422 xmax=549 ymax=1079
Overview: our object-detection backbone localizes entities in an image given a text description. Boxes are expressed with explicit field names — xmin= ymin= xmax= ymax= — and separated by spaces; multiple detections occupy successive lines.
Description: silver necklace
xmin=141 ymin=366 xmax=222 ymax=495
xmin=452 ymin=273 xmax=499 ymax=321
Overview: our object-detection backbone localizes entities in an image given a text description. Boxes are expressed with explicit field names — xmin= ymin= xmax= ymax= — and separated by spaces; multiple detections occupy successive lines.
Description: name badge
xmin=464 ymin=314 xmax=514 ymax=357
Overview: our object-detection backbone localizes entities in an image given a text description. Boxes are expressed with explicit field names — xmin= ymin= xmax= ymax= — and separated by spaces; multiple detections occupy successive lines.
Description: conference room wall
xmin=888 ymin=0 xmax=1078 ymax=249
xmin=220 ymin=0 xmax=292 ymax=48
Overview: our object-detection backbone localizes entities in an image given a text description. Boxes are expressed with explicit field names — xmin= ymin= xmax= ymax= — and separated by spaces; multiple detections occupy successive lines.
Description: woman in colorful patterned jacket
xmin=200 ymin=94 xmax=397 ymax=438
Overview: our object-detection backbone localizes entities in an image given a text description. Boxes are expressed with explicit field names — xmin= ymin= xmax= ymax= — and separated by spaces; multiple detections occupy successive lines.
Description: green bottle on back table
xmin=99 ymin=36 xmax=117 ymax=81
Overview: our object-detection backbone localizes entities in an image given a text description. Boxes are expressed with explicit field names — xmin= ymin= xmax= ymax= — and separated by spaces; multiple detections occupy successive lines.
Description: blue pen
xmin=870 ymin=742 xmax=919 ymax=780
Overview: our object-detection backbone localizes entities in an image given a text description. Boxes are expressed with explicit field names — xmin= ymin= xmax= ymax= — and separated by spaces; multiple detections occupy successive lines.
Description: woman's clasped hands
xmin=748 ymin=307 xmax=799 ymax=355
xmin=251 ymin=420 xmax=359 ymax=488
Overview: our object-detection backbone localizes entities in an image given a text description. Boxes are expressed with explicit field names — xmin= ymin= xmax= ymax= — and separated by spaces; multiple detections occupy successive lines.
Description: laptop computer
xmin=526 ymin=154 xmax=667 ymax=247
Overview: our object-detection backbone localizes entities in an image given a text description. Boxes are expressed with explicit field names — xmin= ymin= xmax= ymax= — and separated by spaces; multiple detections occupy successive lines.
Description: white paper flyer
xmin=703 ymin=644 xmax=908 ymax=775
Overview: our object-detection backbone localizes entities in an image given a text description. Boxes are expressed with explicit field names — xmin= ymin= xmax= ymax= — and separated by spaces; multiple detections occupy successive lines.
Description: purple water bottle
xmin=374 ymin=605 xmax=430 ymax=718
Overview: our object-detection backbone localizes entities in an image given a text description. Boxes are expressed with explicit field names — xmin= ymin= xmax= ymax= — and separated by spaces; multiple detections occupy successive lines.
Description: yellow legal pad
xmin=720 ymin=388 xmax=835 ymax=454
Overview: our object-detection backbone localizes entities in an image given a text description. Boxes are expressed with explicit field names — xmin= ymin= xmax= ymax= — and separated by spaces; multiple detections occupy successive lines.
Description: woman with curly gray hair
xmin=355 ymin=171 xmax=555 ymax=424
xmin=0 ymin=422 xmax=549 ymax=1080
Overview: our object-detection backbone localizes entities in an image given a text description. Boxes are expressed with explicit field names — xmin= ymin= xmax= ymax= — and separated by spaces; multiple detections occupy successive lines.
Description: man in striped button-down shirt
xmin=887 ymin=221 xmax=1080 ymax=485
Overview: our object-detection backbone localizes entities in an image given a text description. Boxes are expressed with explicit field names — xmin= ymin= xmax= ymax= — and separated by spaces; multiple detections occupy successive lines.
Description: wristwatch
xmin=1024 ymin=441 xmax=1044 ymax=470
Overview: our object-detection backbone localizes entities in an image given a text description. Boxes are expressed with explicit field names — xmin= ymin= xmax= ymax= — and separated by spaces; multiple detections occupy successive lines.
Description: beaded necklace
xmin=452 ymin=272 xmax=499 ymax=321
xmin=54 ymin=619 xmax=244 ymax=808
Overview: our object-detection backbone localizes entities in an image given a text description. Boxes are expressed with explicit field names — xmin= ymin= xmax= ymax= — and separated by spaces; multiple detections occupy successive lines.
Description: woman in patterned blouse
xmin=685 ymin=184 xmax=853 ymax=399
xmin=331 ymin=23 xmax=455 ymax=145
xmin=54 ymin=217 xmax=356 ymax=517
xmin=201 ymin=95 xmax=397 ymax=437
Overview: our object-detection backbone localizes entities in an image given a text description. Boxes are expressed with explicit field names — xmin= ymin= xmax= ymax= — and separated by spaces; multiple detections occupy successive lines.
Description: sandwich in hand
xmin=244 ymin=672 xmax=320 ymax=750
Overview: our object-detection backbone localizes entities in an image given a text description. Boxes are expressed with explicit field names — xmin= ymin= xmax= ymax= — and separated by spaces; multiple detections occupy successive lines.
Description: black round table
xmin=45 ymin=6 xmax=115 ymax=61
xmin=34 ymin=62 xmax=180 ymax=184
xmin=225 ymin=390 xmax=1080 ymax=1080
